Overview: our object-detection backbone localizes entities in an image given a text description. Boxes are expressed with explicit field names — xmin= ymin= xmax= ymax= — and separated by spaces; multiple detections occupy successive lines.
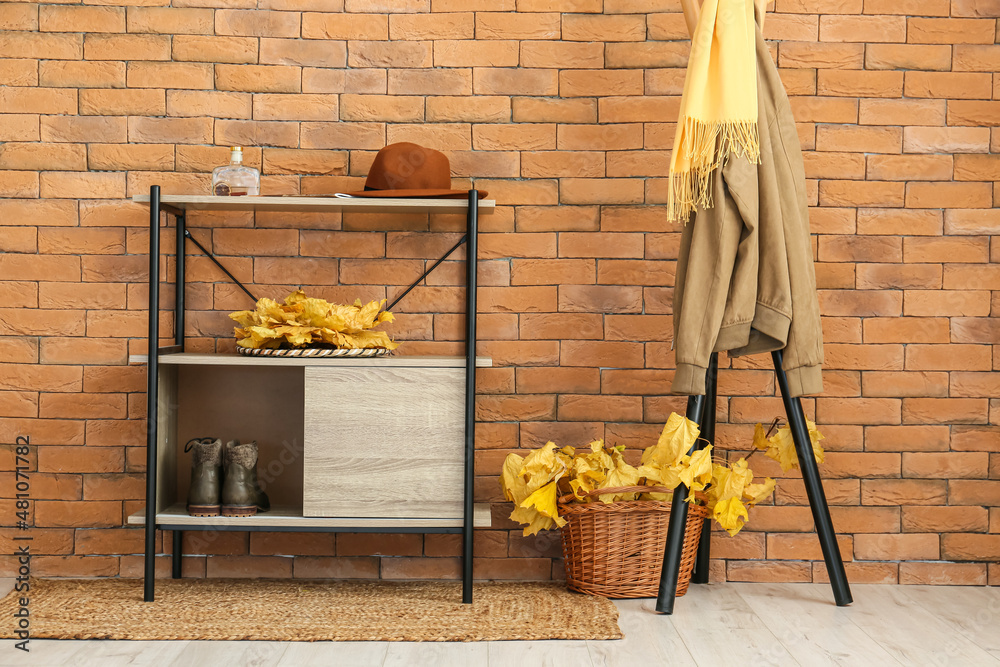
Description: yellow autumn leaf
xmin=721 ymin=458 xmax=753 ymax=500
xmin=765 ymin=420 xmax=826 ymax=472
xmin=499 ymin=453 xmax=527 ymax=504
xmin=643 ymin=412 xmax=700 ymax=468
xmin=596 ymin=451 xmax=640 ymax=503
xmin=230 ymin=291 xmax=398 ymax=351
xmin=510 ymin=505 xmax=556 ymax=536
xmin=637 ymin=462 xmax=682 ymax=490
xmin=714 ymin=497 xmax=750 ymax=536
xmin=272 ymin=325 xmax=316 ymax=347
xmin=752 ymin=422 xmax=768 ymax=450
xmin=765 ymin=427 xmax=799 ymax=472
xmin=678 ymin=445 xmax=713 ymax=493
xmin=808 ymin=419 xmax=827 ymax=464
xmin=519 ymin=481 xmax=567 ymax=530
xmin=743 ymin=477 xmax=776 ymax=507
xmin=519 ymin=442 xmax=565 ymax=486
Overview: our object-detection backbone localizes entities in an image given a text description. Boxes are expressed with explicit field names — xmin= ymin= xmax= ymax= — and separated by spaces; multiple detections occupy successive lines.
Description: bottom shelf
xmin=128 ymin=503 xmax=492 ymax=531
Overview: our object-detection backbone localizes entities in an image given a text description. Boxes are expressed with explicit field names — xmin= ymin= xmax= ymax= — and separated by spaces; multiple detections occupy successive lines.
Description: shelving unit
xmin=137 ymin=188 xmax=494 ymax=603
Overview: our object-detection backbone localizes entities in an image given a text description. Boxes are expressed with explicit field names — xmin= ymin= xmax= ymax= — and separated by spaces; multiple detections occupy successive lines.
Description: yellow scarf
xmin=668 ymin=0 xmax=761 ymax=221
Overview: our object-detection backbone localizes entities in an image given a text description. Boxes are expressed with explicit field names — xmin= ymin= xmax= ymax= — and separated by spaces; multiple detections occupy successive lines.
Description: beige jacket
xmin=671 ymin=20 xmax=823 ymax=397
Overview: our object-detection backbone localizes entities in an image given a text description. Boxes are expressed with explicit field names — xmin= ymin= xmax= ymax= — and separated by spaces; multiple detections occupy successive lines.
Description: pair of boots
xmin=185 ymin=438 xmax=270 ymax=517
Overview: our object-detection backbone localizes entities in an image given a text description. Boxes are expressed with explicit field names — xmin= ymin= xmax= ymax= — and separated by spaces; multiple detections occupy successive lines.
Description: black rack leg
xmin=772 ymin=350 xmax=853 ymax=607
xmin=461 ymin=190 xmax=479 ymax=604
xmin=144 ymin=186 xmax=161 ymax=603
xmin=175 ymin=214 xmax=186 ymax=349
xmin=691 ymin=353 xmax=719 ymax=584
xmin=172 ymin=531 xmax=182 ymax=579
xmin=655 ymin=394 xmax=706 ymax=613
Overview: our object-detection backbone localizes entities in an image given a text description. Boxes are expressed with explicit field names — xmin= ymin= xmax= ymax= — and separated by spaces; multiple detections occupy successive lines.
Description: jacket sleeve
xmin=763 ymin=37 xmax=824 ymax=397
xmin=671 ymin=163 xmax=748 ymax=395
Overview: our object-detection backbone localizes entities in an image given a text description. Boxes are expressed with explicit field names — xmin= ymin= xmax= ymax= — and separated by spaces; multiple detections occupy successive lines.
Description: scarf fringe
xmin=667 ymin=117 xmax=761 ymax=222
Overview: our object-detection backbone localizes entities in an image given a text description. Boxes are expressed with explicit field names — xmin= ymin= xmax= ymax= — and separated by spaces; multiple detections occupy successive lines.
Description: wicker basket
xmin=558 ymin=485 xmax=710 ymax=599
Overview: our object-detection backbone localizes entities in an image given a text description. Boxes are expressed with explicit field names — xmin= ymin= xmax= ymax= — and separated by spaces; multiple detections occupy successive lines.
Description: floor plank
xmin=846 ymin=585 xmax=1000 ymax=666
xmin=168 ymin=641 xmax=287 ymax=667
xmin=382 ymin=641 xmax=488 ymax=667
xmin=0 ymin=639 xmax=83 ymax=667
xmin=588 ymin=599 xmax=696 ymax=667
xmin=733 ymin=583 xmax=903 ymax=666
xmin=63 ymin=640 xmax=191 ymax=667
xmin=890 ymin=584 xmax=1000 ymax=653
xmin=276 ymin=641 xmax=388 ymax=666
xmin=489 ymin=639 xmax=594 ymax=667
xmin=667 ymin=583 xmax=769 ymax=631
xmin=678 ymin=626 xmax=800 ymax=666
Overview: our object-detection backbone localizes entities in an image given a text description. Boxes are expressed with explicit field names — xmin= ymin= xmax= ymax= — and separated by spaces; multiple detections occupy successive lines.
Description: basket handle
xmin=557 ymin=485 xmax=675 ymax=504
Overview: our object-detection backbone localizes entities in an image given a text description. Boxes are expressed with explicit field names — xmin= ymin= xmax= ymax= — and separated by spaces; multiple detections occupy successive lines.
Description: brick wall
xmin=0 ymin=0 xmax=998 ymax=586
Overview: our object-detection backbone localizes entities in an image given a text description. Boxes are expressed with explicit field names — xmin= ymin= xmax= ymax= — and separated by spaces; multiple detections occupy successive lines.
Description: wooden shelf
xmin=131 ymin=352 xmax=493 ymax=368
xmin=132 ymin=194 xmax=495 ymax=214
xmin=128 ymin=504 xmax=492 ymax=530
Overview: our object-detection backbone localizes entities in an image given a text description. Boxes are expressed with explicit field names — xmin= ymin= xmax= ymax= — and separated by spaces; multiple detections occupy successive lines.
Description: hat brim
xmin=338 ymin=188 xmax=488 ymax=199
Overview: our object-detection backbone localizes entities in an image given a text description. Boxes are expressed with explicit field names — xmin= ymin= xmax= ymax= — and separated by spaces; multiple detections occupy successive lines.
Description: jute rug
xmin=0 ymin=579 xmax=622 ymax=642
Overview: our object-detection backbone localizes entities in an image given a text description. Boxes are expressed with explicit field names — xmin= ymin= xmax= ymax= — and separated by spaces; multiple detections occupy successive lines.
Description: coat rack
xmin=655 ymin=352 xmax=854 ymax=613
xmin=654 ymin=0 xmax=852 ymax=615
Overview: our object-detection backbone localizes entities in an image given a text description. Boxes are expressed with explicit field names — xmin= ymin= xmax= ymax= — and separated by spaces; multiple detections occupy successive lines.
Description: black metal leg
xmin=655 ymin=394 xmax=706 ymax=613
xmin=144 ymin=186 xmax=161 ymax=603
xmin=691 ymin=353 xmax=719 ymax=584
xmin=772 ymin=350 xmax=853 ymax=607
xmin=172 ymin=531 xmax=182 ymax=579
xmin=461 ymin=191 xmax=479 ymax=604
xmin=175 ymin=214 xmax=185 ymax=349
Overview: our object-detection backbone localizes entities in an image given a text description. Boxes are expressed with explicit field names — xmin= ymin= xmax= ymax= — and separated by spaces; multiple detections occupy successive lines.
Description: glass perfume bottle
xmin=211 ymin=147 xmax=259 ymax=196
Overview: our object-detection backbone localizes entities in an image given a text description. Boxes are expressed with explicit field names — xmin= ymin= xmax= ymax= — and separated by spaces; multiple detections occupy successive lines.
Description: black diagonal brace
xmin=182 ymin=229 xmax=258 ymax=303
xmin=385 ymin=234 xmax=467 ymax=312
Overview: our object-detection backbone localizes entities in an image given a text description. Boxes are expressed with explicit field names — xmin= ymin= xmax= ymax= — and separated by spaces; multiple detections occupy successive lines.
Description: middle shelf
xmin=128 ymin=504 xmax=492 ymax=530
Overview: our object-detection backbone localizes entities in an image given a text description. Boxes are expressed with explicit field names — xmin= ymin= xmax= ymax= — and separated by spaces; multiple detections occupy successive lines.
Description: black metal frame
xmin=656 ymin=352 xmax=853 ymax=614
xmin=144 ymin=186 xmax=481 ymax=602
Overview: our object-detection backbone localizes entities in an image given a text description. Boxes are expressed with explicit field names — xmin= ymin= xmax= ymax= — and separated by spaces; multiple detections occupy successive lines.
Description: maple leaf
xmin=678 ymin=445 xmax=713 ymax=493
xmin=714 ymin=496 xmax=750 ymax=536
xmin=519 ymin=442 xmax=565 ymax=484
xmin=519 ymin=481 xmax=567 ymax=533
xmin=499 ymin=453 xmax=527 ymax=504
xmin=752 ymin=422 xmax=768 ymax=450
xmin=230 ymin=291 xmax=398 ymax=350
xmin=715 ymin=457 xmax=752 ymax=501
xmin=643 ymin=412 xmax=700 ymax=468
xmin=743 ymin=477 xmax=776 ymax=507
xmin=596 ymin=448 xmax=641 ymax=503
xmin=764 ymin=420 xmax=827 ymax=471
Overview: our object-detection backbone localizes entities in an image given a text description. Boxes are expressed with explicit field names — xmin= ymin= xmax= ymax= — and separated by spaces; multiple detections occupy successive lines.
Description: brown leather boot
xmin=186 ymin=437 xmax=222 ymax=517
xmin=221 ymin=440 xmax=270 ymax=517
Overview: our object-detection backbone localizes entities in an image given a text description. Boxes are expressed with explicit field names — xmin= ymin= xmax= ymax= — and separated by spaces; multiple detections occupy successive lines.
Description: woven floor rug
xmin=0 ymin=579 xmax=622 ymax=642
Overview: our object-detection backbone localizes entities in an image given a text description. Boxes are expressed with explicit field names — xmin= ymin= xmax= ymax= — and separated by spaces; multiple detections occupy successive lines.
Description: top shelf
xmin=132 ymin=194 xmax=496 ymax=214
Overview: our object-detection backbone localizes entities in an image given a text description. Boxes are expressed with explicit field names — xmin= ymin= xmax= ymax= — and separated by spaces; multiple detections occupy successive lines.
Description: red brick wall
xmin=0 ymin=0 xmax=998 ymax=586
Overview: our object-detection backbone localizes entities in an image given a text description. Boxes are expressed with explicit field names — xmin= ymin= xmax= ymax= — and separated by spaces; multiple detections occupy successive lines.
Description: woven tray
xmin=236 ymin=347 xmax=391 ymax=358
xmin=558 ymin=485 xmax=710 ymax=599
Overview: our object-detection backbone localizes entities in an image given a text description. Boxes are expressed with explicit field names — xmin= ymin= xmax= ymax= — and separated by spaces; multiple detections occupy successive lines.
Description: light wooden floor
xmin=1 ymin=579 xmax=998 ymax=666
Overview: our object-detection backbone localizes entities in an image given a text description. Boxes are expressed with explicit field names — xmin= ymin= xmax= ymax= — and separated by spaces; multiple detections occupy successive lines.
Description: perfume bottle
xmin=211 ymin=147 xmax=259 ymax=196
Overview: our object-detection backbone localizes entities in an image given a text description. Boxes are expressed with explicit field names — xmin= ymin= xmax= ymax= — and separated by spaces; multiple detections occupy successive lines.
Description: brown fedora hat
xmin=338 ymin=142 xmax=487 ymax=199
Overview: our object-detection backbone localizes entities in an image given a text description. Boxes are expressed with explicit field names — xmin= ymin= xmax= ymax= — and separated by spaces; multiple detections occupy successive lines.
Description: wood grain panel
xmin=155 ymin=366 xmax=177 ymax=514
xmin=303 ymin=366 xmax=465 ymax=519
